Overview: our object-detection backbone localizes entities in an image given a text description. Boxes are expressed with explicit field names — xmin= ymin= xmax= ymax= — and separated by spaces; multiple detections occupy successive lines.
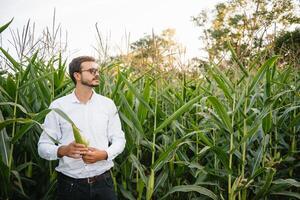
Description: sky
xmin=0 ymin=0 xmax=224 ymax=60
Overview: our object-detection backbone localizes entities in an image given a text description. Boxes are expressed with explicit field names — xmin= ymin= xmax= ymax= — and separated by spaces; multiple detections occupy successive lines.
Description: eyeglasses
xmin=80 ymin=68 xmax=100 ymax=75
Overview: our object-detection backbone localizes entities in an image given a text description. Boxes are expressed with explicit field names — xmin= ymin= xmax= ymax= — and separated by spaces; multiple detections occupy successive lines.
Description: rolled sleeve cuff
xmin=52 ymin=145 xmax=60 ymax=160
xmin=105 ymin=148 xmax=113 ymax=161
xmin=49 ymin=145 xmax=60 ymax=160
xmin=38 ymin=144 xmax=60 ymax=160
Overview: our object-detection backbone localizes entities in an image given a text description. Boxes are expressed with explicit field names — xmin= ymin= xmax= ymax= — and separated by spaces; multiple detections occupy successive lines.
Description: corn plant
xmin=0 ymin=20 xmax=299 ymax=200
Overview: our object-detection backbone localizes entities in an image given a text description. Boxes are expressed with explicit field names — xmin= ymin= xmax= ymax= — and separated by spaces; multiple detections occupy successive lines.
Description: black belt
xmin=57 ymin=171 xmax=110 ymax=184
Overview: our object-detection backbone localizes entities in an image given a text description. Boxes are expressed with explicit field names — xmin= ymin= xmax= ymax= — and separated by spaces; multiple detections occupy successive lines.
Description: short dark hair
xmin=69 ymin=56 xmax=96 ymax=84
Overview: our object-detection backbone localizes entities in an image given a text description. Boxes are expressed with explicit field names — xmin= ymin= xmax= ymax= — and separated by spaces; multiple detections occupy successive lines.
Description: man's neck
xmin=74 ymin=86 xmax=93 ymax=104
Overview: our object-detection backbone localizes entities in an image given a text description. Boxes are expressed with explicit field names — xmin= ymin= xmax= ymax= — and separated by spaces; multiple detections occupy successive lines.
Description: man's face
xmin=78 ymin=61 xmax=100 ymax=87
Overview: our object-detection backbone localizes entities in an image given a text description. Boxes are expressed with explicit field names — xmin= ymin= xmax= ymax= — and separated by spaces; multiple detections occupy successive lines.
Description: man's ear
xmin=74 ymin=72 xmax=81 ymax=82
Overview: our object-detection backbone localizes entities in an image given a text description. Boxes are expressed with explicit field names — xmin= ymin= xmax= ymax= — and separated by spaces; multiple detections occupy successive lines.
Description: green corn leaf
xmin=118 ymin=91 xmax=144 ymax=136
xmin=210 ymin=146 xmax=231 ymax=173
xmin=11 ymin=109 xmax=51 ymax=143
xmin=0 ymin=110 xmax=10 ymax=166
xmin=207 ymin=96 xmax=233 ymax=133
xmin=152 ymin=131 xmax=198 ymax=172
xmin=119 ymin=186 xmax=136 ymax=200
xmin=129 ymin=154 xmax=147 ymax=184
xmin=20 ymin=51 xmax=38 ymax=84
xmin=154 ymin=95 xmax=202 ymax=134
xmin=253 ymin=167 xmax=276 ymax=200
xmin=10 ymin=170 xmax=28 ymax=197
xmin=273 ymin=179 xmax=300 ymax=187
xmin=0 ymin=18 xmax=13 ymax=33
xmin=0 ymin=102 xmax=34 ymax=117
xmin=209 ymin=68 xmax=234 ymax=102
xmin=227 ymin=41 xmax=249 ymax=77
xmin=154 ymin=171 xmax=168 ymax=193
xmin=19 ymin=71 xmax=56 ymax=90
xmin=0 ymin=160 xmax=10 ymax=197
xmin=251 ymin=145 xmax=264 ymax=177
xmin=161 ymin=185 xmax=218 ymax=200
xmin=0 ymin=118 xmax=35 ymax=132
xmin=52 ymin=108 xmax=88 ymax=146
xmin=137 ymin=77 xmax=151 ymax=124
xmin=271 ymin=192 xmax=300 ymax=199
xmin=0 ymin=47 xmax=21 ymax=72
xmin=248 ymin=56 xmax=279 ymax=94
xmin=119 ymin=72 xmax=154 ymax=114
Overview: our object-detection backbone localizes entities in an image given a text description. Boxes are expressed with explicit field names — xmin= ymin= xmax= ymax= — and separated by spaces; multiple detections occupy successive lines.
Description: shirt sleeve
xmin=105 ymin=101 xmax=126 ymax=161
xmin=37 ymin=103 xmax=62 ymax=160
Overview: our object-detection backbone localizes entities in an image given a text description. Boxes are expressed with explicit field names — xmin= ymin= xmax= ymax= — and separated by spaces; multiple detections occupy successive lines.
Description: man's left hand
xmin=82 ymin=147 xmax=108 ymax=164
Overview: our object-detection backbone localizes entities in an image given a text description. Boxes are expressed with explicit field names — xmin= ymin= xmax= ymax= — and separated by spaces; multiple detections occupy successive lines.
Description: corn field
xmin=0 ymin=20 xmax=299 ymax=200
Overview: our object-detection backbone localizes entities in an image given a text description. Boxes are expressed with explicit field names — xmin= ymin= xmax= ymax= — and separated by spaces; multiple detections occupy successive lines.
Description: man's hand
xmin=82 ymin=147 xmax=108 ymax=164
xmin=57 ymin=141 xmax=88 ymax=159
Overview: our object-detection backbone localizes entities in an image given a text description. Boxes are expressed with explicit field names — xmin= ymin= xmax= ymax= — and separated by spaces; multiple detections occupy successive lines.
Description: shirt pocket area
xmin=91 ymin=113 xmax=109 ymax=135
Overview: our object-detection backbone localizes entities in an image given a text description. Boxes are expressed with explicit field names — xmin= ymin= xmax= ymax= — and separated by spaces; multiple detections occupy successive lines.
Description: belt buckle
xmin=87 ymin=177 xmax=95 ymax=184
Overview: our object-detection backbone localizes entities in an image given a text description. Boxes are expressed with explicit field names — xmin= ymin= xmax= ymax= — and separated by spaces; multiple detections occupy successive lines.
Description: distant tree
xmin=274 ymin=28 xmax=300 ymax=67
xmin=119 ymin=29 xmax=185 ymax=74
xmin=192 ymin=0 xmax=300 ymax=62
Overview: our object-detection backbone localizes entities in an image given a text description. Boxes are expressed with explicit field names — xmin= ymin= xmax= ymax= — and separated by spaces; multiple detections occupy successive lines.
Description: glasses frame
xmin=80 ymin=68 xmax=99 ymax=76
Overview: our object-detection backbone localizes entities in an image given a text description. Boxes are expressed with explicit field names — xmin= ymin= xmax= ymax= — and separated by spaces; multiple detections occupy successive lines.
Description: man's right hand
xmin=57 ymin=141 xmax=88 ymax=159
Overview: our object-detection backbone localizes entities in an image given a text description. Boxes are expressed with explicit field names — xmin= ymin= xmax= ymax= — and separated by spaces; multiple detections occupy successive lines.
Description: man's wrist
xmin=97 ymin=150 xmax=108 ymax=161
xmin=57 ymin=145 xmax=67 ymax=158
xmin=104 ymin=151 xmax=108 ymax=160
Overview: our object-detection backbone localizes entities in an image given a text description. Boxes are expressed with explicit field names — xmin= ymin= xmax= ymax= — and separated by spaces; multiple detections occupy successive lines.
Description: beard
xmin=80 ymin=78 xmax=99 ymax=88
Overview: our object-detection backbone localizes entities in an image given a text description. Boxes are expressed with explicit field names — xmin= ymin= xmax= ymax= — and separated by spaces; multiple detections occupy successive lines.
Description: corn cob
xmin=72 ymin=123 xmax=89 ymax=147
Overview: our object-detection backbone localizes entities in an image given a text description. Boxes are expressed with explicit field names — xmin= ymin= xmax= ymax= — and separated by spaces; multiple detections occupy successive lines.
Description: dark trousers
xmin=56 ymin=171 xmax=117 ymax=200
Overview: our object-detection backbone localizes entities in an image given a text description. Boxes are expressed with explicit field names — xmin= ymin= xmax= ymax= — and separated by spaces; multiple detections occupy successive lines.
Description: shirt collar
xmin=70 ymin=90 xmax=96 ymax=104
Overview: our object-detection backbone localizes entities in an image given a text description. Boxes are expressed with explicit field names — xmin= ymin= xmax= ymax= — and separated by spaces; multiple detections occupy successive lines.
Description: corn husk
xmin=71 ymin=124 xmax=89 ymax=147
xmin=52 ymin=108 xmax=89 ymax=147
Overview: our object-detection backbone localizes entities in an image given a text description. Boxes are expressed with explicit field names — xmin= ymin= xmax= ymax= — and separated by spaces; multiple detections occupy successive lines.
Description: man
xmin=38 ymin=56 xmax=126 ymax=200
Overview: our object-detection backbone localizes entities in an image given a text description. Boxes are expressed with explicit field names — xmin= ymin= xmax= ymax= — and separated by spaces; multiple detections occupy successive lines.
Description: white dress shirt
xmin=38 ymin=91 xmax=126 ymax=178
